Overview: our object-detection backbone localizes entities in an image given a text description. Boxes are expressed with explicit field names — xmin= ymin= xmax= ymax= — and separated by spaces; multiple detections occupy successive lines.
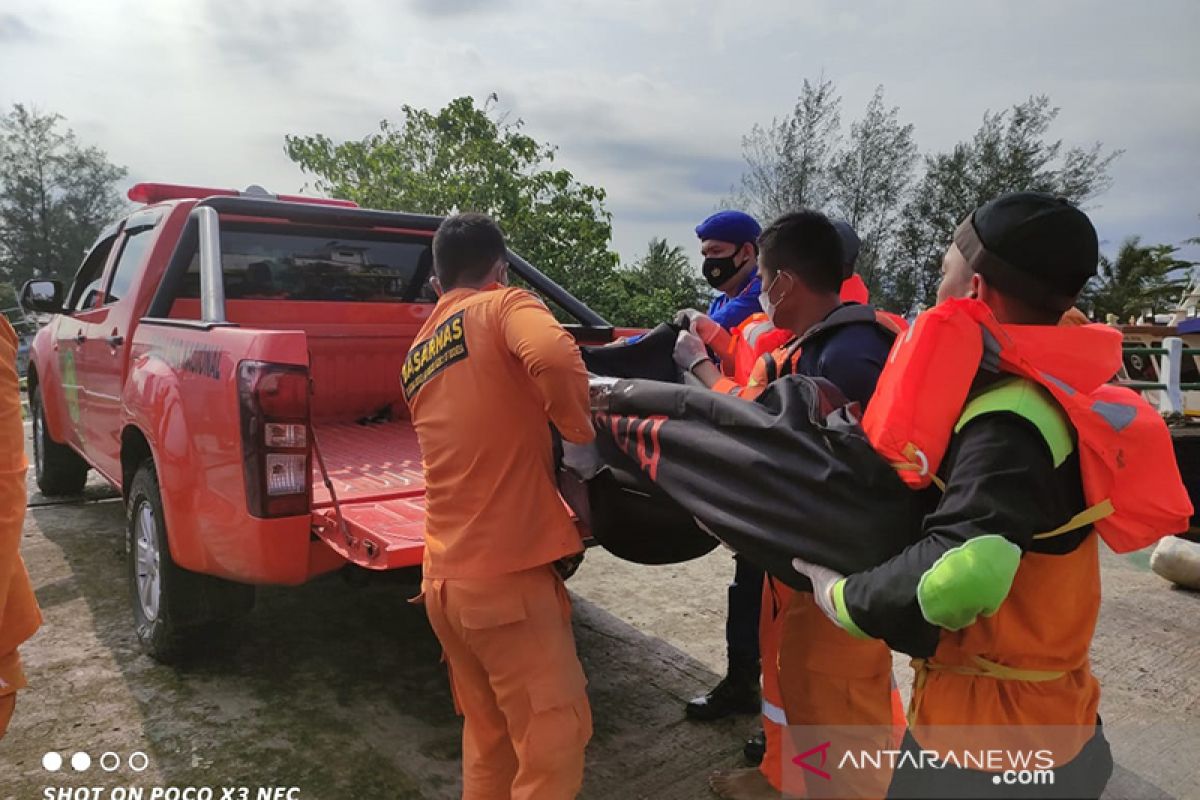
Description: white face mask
xmin=759 ymin=289 xmax=775 ymax=318
xmin=759 ymin=272 xmax=786 ymax=321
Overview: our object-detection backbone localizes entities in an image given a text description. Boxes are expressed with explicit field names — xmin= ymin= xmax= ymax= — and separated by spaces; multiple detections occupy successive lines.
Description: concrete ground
xmin=2 ymin=429 xmax=1199 ymax=799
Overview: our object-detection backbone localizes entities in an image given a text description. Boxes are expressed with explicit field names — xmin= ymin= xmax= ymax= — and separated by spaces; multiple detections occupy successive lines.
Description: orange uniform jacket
xmin=0 ymin=318 xmax=39 ymax=701
xmin=403 ymin=285 xmax=595 ymax=580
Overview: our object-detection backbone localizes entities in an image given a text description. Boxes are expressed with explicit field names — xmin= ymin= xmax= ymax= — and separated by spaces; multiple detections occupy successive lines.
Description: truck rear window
xmin=181 ymin=224 xmax=437 ymax=303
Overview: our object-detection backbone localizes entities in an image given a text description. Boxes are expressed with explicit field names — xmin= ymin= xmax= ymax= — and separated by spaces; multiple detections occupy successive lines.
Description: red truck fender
xmin=120 ymin=352 xmax=210 ymax=574
xmin=27 ymin=325 xmax=72 ymax=445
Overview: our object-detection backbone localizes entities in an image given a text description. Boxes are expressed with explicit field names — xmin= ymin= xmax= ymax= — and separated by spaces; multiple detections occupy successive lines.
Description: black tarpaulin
xmin=579 ymin=323 xmax=682 ymax=382
xmin=563 ymin=323 xmax=721 ymax=564
xmin=579 ymin=375 xmax=916 ymax=590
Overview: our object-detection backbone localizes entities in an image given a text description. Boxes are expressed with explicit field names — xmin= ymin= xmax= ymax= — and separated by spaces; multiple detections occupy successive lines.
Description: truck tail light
xmin=238 ymin=361 xmax=310 ymax=518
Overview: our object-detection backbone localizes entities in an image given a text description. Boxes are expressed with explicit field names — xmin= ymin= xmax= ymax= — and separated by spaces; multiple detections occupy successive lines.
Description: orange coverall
xmin=0 ymin=318 xmax=39 ymax=739
xmin=404 ymin=284 xmax=595 ymax=800
xmin=713 ymin=327 xmax=902 ymax=797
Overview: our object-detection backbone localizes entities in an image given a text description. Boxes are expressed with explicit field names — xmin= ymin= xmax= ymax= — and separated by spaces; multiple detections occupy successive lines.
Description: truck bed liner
xmin=310 ymin=420 xmax=427 ymax=570
xmin=312 ymin=420 xmax=424 ymax=506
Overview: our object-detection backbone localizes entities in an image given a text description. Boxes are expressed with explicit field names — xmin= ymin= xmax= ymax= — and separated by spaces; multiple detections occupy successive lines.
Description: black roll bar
xmin=146 ymin=196 xmax=610 ymax=327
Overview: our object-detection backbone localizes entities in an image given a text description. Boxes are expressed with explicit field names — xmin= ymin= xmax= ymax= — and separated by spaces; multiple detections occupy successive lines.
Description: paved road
xmin=2 ymin=431 xmax=1198 ymax=798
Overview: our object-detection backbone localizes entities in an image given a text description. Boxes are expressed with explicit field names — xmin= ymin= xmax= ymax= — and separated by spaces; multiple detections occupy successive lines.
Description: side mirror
xmin=19 ymin=280 xmax=64 ymax=314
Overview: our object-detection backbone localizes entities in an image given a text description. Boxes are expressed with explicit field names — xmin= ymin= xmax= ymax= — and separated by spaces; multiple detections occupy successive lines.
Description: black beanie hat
xmin=831 ymin=219 xmax=861 ymax=279
xmin=954 ymin=192 xmax=1098 ymax=312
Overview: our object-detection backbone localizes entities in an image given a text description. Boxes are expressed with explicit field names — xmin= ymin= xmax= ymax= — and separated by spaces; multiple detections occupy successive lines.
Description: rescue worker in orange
xmin=1 ymin=317 xmax=40 ymax=739
xmin=793 ymin=193 xmax=1117 ymax=798
xmin=675 ymin=211 xmax=901 ymax=800
xmin=404 ymin=213 xmax=594 ymax=800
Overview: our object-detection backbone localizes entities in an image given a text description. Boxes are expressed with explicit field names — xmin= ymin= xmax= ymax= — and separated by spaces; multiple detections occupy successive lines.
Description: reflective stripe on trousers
xmin=762 ymin=696 xmax=788 ymax=727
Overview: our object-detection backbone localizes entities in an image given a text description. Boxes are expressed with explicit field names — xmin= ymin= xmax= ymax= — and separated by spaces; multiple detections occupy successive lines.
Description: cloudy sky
xmin=2 ymin=0 xmax=1198 ymax=268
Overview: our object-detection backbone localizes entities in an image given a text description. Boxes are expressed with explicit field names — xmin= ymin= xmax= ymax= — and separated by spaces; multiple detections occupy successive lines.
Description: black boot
xmin=686 ymin=662 xmax=760 ymax=721
xmin=743 ymin=728 xmax=766 ymax=766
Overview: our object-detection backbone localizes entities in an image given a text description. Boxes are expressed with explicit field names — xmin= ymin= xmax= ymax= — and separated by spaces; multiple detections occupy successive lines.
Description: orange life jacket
xmin=724 ymin=278 xmax=899 ymax=388
xmin=840 ymin=274 xmax=870 ymax=304
xmin=864 ymin=297 xmax=1192 ymax=552
xmin=838 ymin=274 xmax=912 ymax=340
xmin=715 ymin=305 xmax=907 ymax=399
xmin=729 ymin=313 xmax=792 ymax=385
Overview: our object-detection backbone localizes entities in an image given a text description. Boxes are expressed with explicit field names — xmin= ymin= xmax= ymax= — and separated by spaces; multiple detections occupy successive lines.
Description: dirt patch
xmin=2 ymin=472 xmax=752 ymax=799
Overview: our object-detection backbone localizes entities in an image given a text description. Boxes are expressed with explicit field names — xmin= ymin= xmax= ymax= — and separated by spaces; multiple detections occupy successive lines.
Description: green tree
xmin=729 ymin=79 xmax=918 ymax=303
xmin=284 ymin=95 xmax=620 ymax=318
xmin=730 ymin=76 xmax=842 ymax=221
xmin=0 ymin=104 xmax=128 ymax=286
xmin=883 ymin=96 xmax=1120 ymax=311
xmin=602 ymin=238 xmax=708 ymax=327
xmin=1080 ymin=237 xmax=1193 ymax=322
xmin=828 ymin=87 xmax=919 ymax=298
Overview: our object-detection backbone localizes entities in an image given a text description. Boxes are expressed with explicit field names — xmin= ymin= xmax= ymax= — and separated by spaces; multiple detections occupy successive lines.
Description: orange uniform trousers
xmin=776 ymin=592 xmax=900 ymax=799
xmin=422 ymin=564 xmax=592 ymax=800
xmin=758 ymin=579 xmax=791 ymax=792
xmin=760 ymin=585 xmax=901 ymax=797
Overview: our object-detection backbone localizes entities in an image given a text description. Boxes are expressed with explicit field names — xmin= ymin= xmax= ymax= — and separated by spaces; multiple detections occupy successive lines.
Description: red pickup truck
xmin=21 ymin=183 xmax=620 ymax=662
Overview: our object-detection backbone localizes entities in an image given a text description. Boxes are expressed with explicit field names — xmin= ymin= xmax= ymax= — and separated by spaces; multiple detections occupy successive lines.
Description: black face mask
xmin=702 ymin=248 xmax=745 ymax=289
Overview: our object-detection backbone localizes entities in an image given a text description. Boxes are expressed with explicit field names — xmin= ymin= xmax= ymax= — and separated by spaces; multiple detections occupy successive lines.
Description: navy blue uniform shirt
xmin=795 ymin=306 xmax=894 ymax=408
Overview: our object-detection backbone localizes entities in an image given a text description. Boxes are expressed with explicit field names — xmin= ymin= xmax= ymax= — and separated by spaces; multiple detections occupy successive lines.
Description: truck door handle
xmin=74 ymin=331 xmax=86 ymax=345
xmin=107 ymin=334 xmax=124 ymax=348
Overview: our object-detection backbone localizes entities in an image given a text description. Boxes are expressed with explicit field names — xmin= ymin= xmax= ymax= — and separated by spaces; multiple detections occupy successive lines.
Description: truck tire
xmin=31 ymin=385 xmax=89 ymax=496
xmin=126 ymin=461 xmax=255 ymax=663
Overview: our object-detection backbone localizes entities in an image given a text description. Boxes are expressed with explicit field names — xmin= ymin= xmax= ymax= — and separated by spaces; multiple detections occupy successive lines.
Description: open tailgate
xmin=310 ymin=421 xmax=427 ymax=570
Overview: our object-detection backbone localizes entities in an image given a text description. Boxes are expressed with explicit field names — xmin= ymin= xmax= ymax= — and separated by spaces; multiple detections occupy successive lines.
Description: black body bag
xmin=561 ymin=323 xmax=722 ymax=564
xmin=565 ymin=370 xmax=916 ymax=590
xmin=579 ymin=322 xmax=682 ymax=382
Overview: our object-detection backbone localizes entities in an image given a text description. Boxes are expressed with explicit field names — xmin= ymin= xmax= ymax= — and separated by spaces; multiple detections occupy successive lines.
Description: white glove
xmin=791 ymin=556 xmax=846 ymax=626
xmin=673 ymin=329 xmax=710 ymax=372
xmin=674 ymin=309 xmax=723 ymax=344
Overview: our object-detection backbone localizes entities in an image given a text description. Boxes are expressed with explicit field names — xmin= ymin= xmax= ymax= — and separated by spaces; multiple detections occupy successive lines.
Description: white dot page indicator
xmin=71 ymin=751 xmax=91 ymax=771
xmin=42 ymin=751 xmax=63 ymax=771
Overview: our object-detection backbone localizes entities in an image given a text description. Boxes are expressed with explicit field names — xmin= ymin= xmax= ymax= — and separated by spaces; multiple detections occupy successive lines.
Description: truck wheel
xmin=31 ymin=385 xmax=89 ymax=496
xmin=126 ymin=461 xmax=255 ymax=663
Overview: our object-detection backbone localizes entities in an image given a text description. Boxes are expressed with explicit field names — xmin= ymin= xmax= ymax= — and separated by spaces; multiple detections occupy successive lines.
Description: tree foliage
xmin=731 ymin=83 xmax=1121 ymax=314
xmin=732 ymin=76 xmax=841 ymax=221
xmin=285 ymin=96 xmax=629 ymax=319
xmin=730 ymin=80 xmax=918 ymax=301
xmin=885 ymin=96 xmax=1121 ymax=311
xmin=1080 ymin=237 xmax=1193 ymax=322
xmin=0 ymin=104 xmax=127 ymax=286
xmin=829 ymin=88 xmax=919 ymax=296
xmin=602 ymin=238 xmax=709 ymax=327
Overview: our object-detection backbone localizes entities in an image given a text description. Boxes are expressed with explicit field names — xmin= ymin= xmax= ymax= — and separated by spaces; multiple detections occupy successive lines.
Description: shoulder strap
xmin=954 ymin=376 xmax=1110 ymax=541
xmin=777 ymin=338 xmax=804 ymax=379
xmin=762 ymin=351 xmax=779 ymax=385
xmin=955 ymin=376 xmax=1075 ymax=467
xmin=796 ymin=303 xmax=881 ymax=347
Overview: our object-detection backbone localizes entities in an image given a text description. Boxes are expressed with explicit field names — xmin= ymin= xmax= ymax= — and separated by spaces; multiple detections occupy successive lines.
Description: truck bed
xmin=310 ymin=420 xmax=427 ymax=570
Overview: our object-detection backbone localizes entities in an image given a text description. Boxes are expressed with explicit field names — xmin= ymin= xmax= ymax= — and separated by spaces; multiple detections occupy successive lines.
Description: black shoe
xmin=743 ymin=728 xmax=766 ymax=766
xmin=686 ymin=673 xmax=760 ymax=721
